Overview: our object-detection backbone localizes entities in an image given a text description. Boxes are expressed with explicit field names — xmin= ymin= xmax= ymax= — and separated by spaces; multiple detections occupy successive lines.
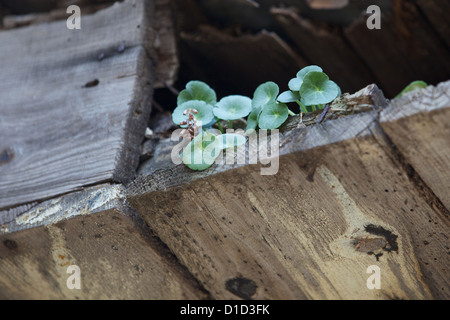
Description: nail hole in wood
xmin=82 ymin=79 xmax=99 ymax=88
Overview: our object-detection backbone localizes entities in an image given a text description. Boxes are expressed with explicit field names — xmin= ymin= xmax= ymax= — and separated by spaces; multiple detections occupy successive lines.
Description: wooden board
xmin=179 ymin=26 xmax=307 ymax=97
xmin=1 ymin=0 xmax=178 ymax=88
xmin=127 ymin=85 xmax=450 ymax=299
xmin=344 ymin=3 xmax=450 ymax=97
xmin=153 ymin=0 xmax=179 ymax=88
xmin=0 ymin=0 xmax=155 ymax=209
xmin=0 ymin=183 xmax=207 ymax=299
xmin=1 ymin=3 xmax=112 ymax=29
xmin=271 ymin=7 xmax=376 ymax=94
xmin=416 ymin=0 xmax=450 ymax=49
xmin=380 ymin=81 xmax=450 ymax=211
xmin=1 ymin=81 xmax=448 ymax=300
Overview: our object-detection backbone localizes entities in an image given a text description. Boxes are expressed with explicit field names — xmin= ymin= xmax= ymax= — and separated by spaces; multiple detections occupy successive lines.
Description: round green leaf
xmin=177 ymin=80 xmax=217 ymax=106
xmin=172 ymin=100 xmax=214 ymax=127
xmin=296 ymin=65 xmax=323 ymax=79
xmin=288 ymin=65 xmax=323 ymax=91
xmin=299 ymin=71 xmax=340 ymax=106
xmin=277 ymin=90 xmax=300 ymax=103
xmin=213 ymin=95 xmax=252 ymax=120
xmin=258 ymin=102 xmax=289 ymax=130
xmin=396 ymin=80 xmax=427 ymax=98
xmin=219 ymin=133 xmax=246 ymax=149
xmin=182 ymin=131 xmax=222 ymax=171
xmin=245 ymin=107 xmax=261 ymax=133
xmin=251 ymin=81 xmax=279 ymax=109
xmin=288 ymin=78 xmax=302 ymax=91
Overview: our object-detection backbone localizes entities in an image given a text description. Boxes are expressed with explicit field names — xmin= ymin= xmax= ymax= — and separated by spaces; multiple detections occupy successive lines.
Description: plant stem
xmin=228 ymin=120 xmax=233 ymax=129
xmin=216 ymin=119 xmax=224 ymax=133
xmin=287 ymin=109 xmax=296 ymax=116
xmin=296 ymin=100 xmax=308 ymax=113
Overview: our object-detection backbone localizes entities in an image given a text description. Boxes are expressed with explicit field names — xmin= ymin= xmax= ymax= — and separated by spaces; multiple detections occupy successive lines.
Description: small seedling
xmin=182 ymin=131 xmax=222 ymax=171
xmin=246 ymin=81 xmax=291 ymax=132
xmin=181 ymin=131 xmax=246 ymax=171
xmin=277 ymin=65 xmax=341 ymax=113
xmin=177 ymin=80 xmax=217 ymax=106
xmin=395 ymin=80 xmax=427 ymax=98
xmin=214 ymin=95 xmax=252 ymax=129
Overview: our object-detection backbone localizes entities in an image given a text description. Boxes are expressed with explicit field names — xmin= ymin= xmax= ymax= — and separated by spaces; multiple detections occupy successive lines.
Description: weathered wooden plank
xmin=416 ymin=0 xmax=450 ymax=49
xmin=0 ymin=0 xmax=156 ymax=209
xmin=380 ymin=81 xmax=450 ymax=211
xmin=344 ymin=3 xmax=450 ymax=97
xmin=2 ymin=81 xmax=448 ymax=299
xmin=271 ymin=7 xmax=376 ymax=93
xmin=153 ymin=0 xmax=179 ymax=88
xmin=1 ymin=0 xmax=177 ymax=88
xmin=0 ymin=184 xmax=207 ymax=299
xmin=127 ymin=88 xmax=450 ymax=299
xmin=179 ymin=26 xmax=307 ymax=97
xmin=1 ymin=4 xmax=111 ymax=29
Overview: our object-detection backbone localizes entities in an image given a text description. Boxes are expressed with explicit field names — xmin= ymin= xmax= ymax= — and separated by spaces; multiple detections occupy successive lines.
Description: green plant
xmin=245 ymin=81 xmax=292 ymax=132
xmin=214 ymin=95 xmax=252 ymax=129
xmin=277 ymin=65 xmax=341 ymax=113
xmin=172 ymin=65 xmax=342 ymax=171
xmin=172 ymin=101 xmax=214 ymax=128
xmin=395 ymin=80 xmax=427 ymax=98
xmin=181 ymin=130 xmax=246 ymax=171
xmin=177 ymin=80 xmax=217 ymax=106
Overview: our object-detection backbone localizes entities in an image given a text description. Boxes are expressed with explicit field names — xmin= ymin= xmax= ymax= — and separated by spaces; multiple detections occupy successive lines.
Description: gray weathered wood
xmin=380 ymin=81 xmax=450 ymax=211
xmin=153 ymin=0 xmax=179 ymax=88
xmin=0 ymin=0 xmax=156 ymax=209
xmin=1 ymin=0 xmax=178 ymax=88
xmin=1 ymin=4 xmax=111 ymax=29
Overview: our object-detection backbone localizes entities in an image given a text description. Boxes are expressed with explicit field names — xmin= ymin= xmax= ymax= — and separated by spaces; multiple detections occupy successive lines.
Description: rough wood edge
xmin=111 ymin=48 xmax=154 ymax=184
xmin=380 ymin=81 xmax=450 ymax=122
xmin=0 ymin=184 xmax=125 ymax=235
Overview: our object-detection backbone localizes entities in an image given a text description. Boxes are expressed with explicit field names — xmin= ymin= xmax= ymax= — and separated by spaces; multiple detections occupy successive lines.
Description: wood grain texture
xmin=344 ymin=3 xmax=450 ymax=97
xmin=271 ymin=7 xmax=376 ymax=93
xmin=1 ymin=0 xmax=177 ymax=88
xmin=2 ymin=81 xmax=448 ymax=300
xmin=380 ymin=81 xmax=450 ymax=211
xmin=128 ymin=92 xmax=450 ymax=299
xmin=1 ymin=4 xmax=111 ymax=29
xmin=153 ymin=0 xmax=179 ymax=88
xmin=0 ymin=0 xmax=156 ymax=209
xmin=416 ymin=0 xmax=450 ymax=48
xmin=179 ymin=25 xmax=307 ymax=97
xmin=0 ymin=208 xmax=207 ymax=299
xmin=1 ymin=183 xmax=125 ymax=235
xmin=0 ymin=183 xmax=207 ymax=299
